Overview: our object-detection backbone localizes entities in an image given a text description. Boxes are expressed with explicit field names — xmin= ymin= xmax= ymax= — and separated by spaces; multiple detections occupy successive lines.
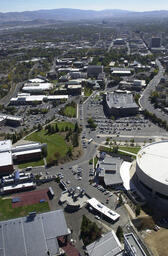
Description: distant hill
xmin=0 ymin=8 xmax=168 ymax=23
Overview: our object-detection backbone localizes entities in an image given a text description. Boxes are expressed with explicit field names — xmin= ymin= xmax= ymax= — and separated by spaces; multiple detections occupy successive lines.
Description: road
xmin=139 ymin=59 xmax=168 ymax=122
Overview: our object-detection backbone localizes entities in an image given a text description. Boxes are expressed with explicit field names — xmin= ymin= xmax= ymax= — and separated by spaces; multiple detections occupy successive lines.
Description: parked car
xmin=95 ymin=215 xmax=100 ymax=220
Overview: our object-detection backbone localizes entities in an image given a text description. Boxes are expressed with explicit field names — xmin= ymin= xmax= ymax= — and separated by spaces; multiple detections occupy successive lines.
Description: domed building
xmin=135 ymin=140 xmax=168 ymax=208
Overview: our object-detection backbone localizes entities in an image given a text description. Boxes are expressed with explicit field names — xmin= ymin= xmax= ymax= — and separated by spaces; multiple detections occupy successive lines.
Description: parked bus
xmin=48 ymin=186 xmax=55 ymax=198
xmin=88 ymin=138 xmax=93 ymax=144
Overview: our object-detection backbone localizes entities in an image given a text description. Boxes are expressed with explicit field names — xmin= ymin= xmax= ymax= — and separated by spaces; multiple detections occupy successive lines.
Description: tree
xmin=74 ymin=122 xmax=79 ymax=133
xmin=72 ymin=133 xmax=79 ymax=147
xmin=112 ymin=145 xmax=118 ymax=154
xmin=118 ymin=194 xmax=123 ymax=206
xmin=66 ymin=147 xmax=72 ymax=158
xmin=116 ymin=226 xmax=123 ymax=242
xmin=37 ymin=124 xmax=42 ymax=131
xmin=55 ymin=123 xmax=59 ymax=133
xmin=135 ymin=205 xmax=141 ymax=217
xmin=47 ymin=124 xmax=52 ymax=134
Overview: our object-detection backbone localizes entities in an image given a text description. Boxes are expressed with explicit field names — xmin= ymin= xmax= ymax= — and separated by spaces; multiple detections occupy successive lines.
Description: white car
xmin=95 ymin=215 xmax=100 ymax=220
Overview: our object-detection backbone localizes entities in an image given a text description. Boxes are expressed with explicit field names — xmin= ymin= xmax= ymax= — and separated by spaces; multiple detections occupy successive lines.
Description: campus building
xmin=96 ymin=155 xmax=123 ymax=188
xmin=124 ymin=233 xmax=147 ymax=256
xmin=86 ymin=230 xmax=122 ymax=256
xmin=87 ymin=65 xmax=104 ymax=79
xmin=0 ymin=140 xmax=14 ymax=175
xmin=104 ymin=90 xmax=139 ymax=117
xmin=151 ymin=37 xmax=161 ymax=48
xmin=0 ymin=210 xmax=71 ymax=256
xmin=0 ymin=140 xmax=46 ymax=176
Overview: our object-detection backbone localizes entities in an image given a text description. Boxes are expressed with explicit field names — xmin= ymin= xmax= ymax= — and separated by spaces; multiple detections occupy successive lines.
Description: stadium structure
xmin=135 ymin=141 xmax=168 ymax=208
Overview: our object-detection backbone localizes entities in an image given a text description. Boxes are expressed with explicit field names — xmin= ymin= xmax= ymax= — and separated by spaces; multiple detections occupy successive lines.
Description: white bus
xmin=88 ymin=138 xmax=93 ymax=144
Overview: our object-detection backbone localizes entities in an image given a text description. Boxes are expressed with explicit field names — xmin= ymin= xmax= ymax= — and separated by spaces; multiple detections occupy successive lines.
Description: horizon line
xmin=0 ymin=7 xmax=168 ymax=14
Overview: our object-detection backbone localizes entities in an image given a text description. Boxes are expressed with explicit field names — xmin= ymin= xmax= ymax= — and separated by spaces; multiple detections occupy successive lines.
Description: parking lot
xmin=84 ymin=94 xmax=168 ymax=138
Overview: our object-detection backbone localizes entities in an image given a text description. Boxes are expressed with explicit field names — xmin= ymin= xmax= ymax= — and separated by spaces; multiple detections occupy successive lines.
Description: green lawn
xmin=0 ymin=197 xmax=49 ymax=221
xmin=64 ymin=106 xmax=76 ymax=118
xmin=26 ymin=122 xmax=75 ymax=164
xmin=18 ymin=159 xmax=44 ymax=169
xmin=118 ymin=146 xmax=141 ymax=154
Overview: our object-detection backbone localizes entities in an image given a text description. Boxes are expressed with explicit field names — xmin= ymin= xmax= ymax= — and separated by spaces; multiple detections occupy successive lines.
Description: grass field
xmin=26 ymin=122 xmax=75 ymax=164
xmin=18 ymin=159 xmax=44 ymax=169
xmin=145 ymin=228 xmax=168 ymax=256
xmin=64 ymin=106 xmax=76 ymax=117
xmin=0 ymin=197 xmax=49 ymax=221
xmin=118 ymin=146 xmax=141 ymax=154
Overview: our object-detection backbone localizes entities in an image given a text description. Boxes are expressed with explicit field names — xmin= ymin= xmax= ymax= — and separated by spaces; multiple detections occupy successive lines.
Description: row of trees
xmin=144 ymin=109 xmax=168 ymax=131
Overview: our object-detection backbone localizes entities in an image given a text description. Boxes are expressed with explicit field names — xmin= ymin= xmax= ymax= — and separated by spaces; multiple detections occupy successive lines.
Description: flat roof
xmin=0 ymin=140 xmax=13 ymax=167
xmin=98 ymin=156 xmax=123 ymax=186
xmin=124 ymin=233 xmax=147 ymax=256
xmin=0 ymin=151 xmax=13 ymax=167
xmin=137 ymin=141 xmax=168 ymax=185
xmin=0 ymin=140 xmax=12 ymax=152
xmin=28 ymin=78 xmax=45 ymax=83
xmin=1 ymin=182 xmax=36 ymax=192
xmin=106 ymin=91 xmax=138 ymax=110
xmin=68 ymin=85 xmax=82 ymax=89
xmin=0 ymin=115 xmax=22 ymax=122
xmin=12 ymin=148 xmax=41 ymax=157
xmin=87 ymin=198 xmax=120 ymax=221
xmin=47 ymin=95 xmax=68 ymax=100
xmin=86 ymin=230 xmax=122 ymax=256
xmin=112 ymin=70 xmax=131 ymax=74
xmin=23 ymin=83 xmax=53 ymax=91
xmin=0 ymin=210 xmax=69 ymax=256
xmin=12 ymin=142 xmax=41 ymax=152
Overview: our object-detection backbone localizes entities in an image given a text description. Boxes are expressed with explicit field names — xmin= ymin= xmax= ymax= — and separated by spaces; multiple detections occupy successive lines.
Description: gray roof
xmin=86 ymin=230 xmax=122 ymax=256
xmin=87 ymin=65 xmax=103 ymax=73
xmin=98 ymin=157 xmax=123 ymax=186
xmin=0 ymin=210 xmax=69 ymax=256
xmin=106 ymin=91 xmax=138 ymax=110
xmin=124 ymin=233 xmax=147 ymax=256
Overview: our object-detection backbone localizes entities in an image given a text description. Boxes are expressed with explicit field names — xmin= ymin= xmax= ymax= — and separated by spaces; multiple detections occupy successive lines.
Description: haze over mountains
xmin=0 ymin=8 xmax=168 ymax=23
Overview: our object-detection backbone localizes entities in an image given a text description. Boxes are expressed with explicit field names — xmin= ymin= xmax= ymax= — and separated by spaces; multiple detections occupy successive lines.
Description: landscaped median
xmin=118 ymin=146 xmax=141 ymax=155
xmin=99 ymin=145 xmax=141 ymax=159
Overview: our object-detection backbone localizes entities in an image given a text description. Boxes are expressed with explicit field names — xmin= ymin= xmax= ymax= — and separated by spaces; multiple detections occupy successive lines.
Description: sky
xmin=1 ymin=0 xmax=168 ymax=13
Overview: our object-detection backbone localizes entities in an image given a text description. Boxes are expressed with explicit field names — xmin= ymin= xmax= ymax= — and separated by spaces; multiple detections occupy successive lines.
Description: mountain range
xmin=0 ymin=8 xmax=168 ymax=23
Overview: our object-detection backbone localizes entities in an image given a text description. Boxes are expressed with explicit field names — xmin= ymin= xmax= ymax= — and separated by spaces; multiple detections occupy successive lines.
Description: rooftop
xmin=137 ymin=140 xmax=168 ymax=186
xmin=124 ymin=233 xmax=147 ymax=256
xmin=98 ymin=156 xmax=123 ymax=186
xmin=0 ymin=210 xmax=69 ymax=256
xmin=86 ymin=230 xmax=122 ymax=256
xmin=0 ymin=140 xmax=13 ymax=167
xmin=106 ymin=91 xmax=138 ymax=110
